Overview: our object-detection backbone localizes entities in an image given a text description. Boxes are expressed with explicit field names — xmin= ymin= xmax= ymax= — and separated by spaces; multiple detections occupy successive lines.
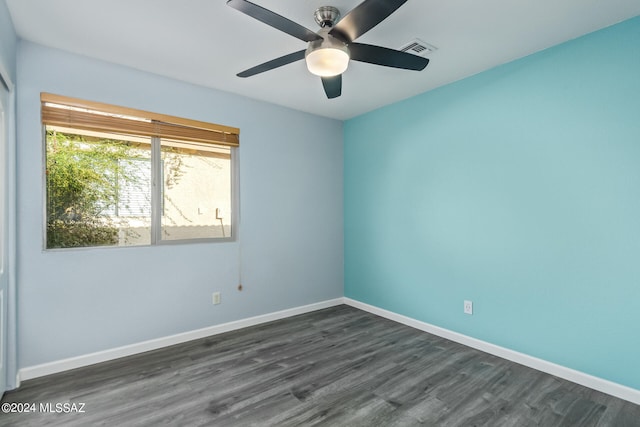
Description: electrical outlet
xmin=464 ymin=300 xmax=473 ymax=315
xmin=212 ymin=292 xmax=221 ymax=305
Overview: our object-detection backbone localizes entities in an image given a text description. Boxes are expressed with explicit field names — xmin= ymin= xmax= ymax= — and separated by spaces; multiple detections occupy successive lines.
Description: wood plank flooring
xmin=2 ymin=305 xmax=639 ymax=426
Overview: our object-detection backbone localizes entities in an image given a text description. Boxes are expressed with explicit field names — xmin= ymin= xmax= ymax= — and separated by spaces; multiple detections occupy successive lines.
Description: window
xmin=42 ymin=93 xmax=239 ymax=249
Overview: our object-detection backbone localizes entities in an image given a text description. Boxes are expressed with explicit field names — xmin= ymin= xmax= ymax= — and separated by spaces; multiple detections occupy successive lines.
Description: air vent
xmin=400 ymin=39 xmax=437 ymax=56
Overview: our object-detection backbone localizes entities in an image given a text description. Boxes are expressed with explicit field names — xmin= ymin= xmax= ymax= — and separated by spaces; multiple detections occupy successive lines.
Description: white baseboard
xmin=18 ymin=298 xmax=344 ymax=383
xmin=17 ymin=296 xmax=640 ymax=406
xmin=344 ymin=298 xmax=640 ymax=405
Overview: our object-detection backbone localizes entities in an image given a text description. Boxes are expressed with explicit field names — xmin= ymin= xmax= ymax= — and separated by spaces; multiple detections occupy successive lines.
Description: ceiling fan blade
xmin=322 ymin=75 xmax=342 ymax=99
xmin=329 ymin=0 xmax=408 ymax=42
xmin=227 ymin=0 xmax=322 ymax=43
xmin=349 ymin=43 xmax=429 ymax=71
xmin=237 ymin=50 xmax=306 ymax=77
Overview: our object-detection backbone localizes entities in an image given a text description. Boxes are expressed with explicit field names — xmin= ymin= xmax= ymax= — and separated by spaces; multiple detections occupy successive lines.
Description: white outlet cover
xmin=212 ymin=292 xmax=221 ymax=305
xmin=464 ymin=300 xmax=473 ymax=315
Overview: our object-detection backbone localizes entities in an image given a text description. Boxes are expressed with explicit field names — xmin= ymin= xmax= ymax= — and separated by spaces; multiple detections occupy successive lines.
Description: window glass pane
xmin=160 ymin=139 xmax=231 ymax=241
xmin=45 ymin=128 xmax=152 ymax=248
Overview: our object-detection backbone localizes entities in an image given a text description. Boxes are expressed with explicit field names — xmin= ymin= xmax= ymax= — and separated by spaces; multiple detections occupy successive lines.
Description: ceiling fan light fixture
xmin=305 ymin=31 xmax=350 ymax=77
xmin=306 ymin=47 xmax=350 ymax=77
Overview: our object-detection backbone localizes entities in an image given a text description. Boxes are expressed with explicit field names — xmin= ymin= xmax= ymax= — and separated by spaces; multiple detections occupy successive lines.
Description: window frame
xmin=41 ymin=93 xmax=239 ymax=250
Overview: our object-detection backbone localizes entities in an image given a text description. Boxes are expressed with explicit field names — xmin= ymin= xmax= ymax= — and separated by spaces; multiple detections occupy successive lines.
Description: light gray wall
xmin=0 ymin=0 xmax=16 ymax=81
xmin=1 ymin=0 xmax=17 ymax=389
xmin=16 ymin=41 xmax=344 ymax=368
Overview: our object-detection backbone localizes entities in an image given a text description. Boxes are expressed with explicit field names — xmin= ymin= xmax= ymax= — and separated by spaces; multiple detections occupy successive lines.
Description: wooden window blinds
xmin=40 ymin=93 xmax=239 ymax=147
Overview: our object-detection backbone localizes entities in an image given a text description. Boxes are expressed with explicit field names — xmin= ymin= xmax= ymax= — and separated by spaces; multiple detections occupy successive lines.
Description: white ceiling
xmin=6 ymin=0 xmax=640 ymax=120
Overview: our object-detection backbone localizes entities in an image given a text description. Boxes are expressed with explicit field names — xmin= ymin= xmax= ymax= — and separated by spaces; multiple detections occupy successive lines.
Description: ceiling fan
xmin=226 ymin=0 xmax=430 ymax=99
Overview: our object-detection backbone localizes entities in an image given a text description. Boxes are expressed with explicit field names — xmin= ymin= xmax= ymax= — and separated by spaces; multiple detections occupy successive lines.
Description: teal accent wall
xmin=345 ymin=16 xmax=640 ymax=390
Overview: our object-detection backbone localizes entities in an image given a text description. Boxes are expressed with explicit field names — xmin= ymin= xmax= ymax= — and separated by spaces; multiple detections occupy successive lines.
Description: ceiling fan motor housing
xmin=314 ymin=6 xmax=341 ymax=28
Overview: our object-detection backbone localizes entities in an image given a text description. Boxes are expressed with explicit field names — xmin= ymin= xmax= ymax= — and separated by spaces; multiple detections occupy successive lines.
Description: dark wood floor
xmin=2 ymin=305 xmax=639 ymax=426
